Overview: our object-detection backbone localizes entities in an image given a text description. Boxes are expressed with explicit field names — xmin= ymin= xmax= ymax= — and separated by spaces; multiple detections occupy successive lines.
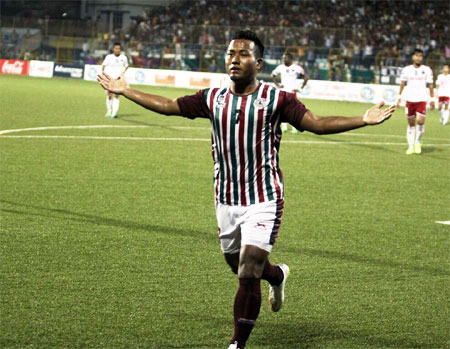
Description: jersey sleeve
xmin=176 ymin=89 xmax=211 ymax=119
xmin=297 ymin=65 xmax=305 ymax=77
xmin=123 ymin=56 xmax=129 ymax=68
xmin=399 ymin=67 xmax=408 ymax=82
xmin=279 ymin=92 xmax=308 ymax=131
xmin=271 ymin=65 xmax=281 ymax=76
xmin=102 ymin=55 xmax=109 ymax=66
xmin=436 ymin=75 xmax=442 ymax=86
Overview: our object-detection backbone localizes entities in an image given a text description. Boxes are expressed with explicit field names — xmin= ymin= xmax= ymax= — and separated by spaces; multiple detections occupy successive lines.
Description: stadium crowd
xmin=1 ymin=0 xmax=449 ymax=78
xmin=129 ymin=0 xmax=448 ymax=65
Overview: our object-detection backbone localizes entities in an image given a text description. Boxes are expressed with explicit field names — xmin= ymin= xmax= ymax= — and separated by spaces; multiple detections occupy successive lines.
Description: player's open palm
xmin=97 ymin=73 xmax=129 ymax=95
xmin=363 ymin=101 xmax=396 ymax=125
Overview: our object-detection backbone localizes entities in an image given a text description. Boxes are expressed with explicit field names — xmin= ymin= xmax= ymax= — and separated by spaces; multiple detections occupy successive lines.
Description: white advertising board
xmin=84 ymin=65 xmax=435 ymax=106
xmin=29 ymin=60 xmax=54 ymax=78
xmin=84 ymin=64 xmax=102 ymax=81
xmin=84 ymin=65 xmax=229 ymax=90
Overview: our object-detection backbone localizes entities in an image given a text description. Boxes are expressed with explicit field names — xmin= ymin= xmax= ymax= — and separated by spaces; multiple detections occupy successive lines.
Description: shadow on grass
xmin=0 ymin=200 xmax=216 ymax=243
xmin=284 ymin=246 xmax=449 ymax=277
xmin=2 ymin=200 xmax=447 ymax=277
xmin=254 ymin=321 xmax=434 ymax=348
xmin=117 ymin=114 xmax=165 ymax=127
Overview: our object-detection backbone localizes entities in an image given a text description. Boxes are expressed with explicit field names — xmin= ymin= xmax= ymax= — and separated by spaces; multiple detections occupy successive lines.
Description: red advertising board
xmin=0 ymin=59 xmax=29 ymax=75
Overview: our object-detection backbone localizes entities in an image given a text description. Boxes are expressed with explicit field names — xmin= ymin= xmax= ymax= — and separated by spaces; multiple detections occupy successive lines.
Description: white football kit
xmin=102 ymin=53 xmax=129 ymax=79
xmin=436 ymin=73 xmax=450 ymax=98
xmin=399 ymin=64 xmax=433 ymax=102
xmin=102 ymin=53 xmax=129 ymax=118
xmin=271 ymin=63 xmax=305 ymax=92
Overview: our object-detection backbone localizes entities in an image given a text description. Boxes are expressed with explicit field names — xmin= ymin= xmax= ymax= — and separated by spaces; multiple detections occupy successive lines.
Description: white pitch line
xmin=0 ymin=125 xmax=450 ymax=146
xmin=2 ymin=134 xmax=450 ymax=147
xmin=435 ymin=221 xmax=450 ymax=225
xmin=0 ymin=135 xmax=211 ymax=142
xmin=0 ymin=125 xmax=209 ymax=135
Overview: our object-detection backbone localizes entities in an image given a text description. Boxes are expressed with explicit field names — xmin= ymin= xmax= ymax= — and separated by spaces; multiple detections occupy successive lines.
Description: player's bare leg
xmin=225 ymin=245 xmax=287 ymax=348
xmin=415 ymin=114 xmax=425 ymax=154
xmin=406 ymin=116 xmax=416 ymax=155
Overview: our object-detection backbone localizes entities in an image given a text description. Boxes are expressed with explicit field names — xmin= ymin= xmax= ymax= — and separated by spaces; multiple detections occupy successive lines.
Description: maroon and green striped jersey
xmin=177 ymin=82 xmax=308 ymax=206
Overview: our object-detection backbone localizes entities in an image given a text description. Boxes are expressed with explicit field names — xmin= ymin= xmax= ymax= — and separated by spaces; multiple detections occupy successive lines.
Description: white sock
xmin=106 ymin=97 xmax=112 ymax=115
xmin=415 ymin=124 xmax=425 ymax=144
xmin=281 ymin=123 xmax=288 ymax=131
xmin=407 ymin=126 xmax=415 ymax=148
xmin=112 ymin=98 xmax=120 ymax=117
xmin=443 ymin=109 xmax=450 ymax=125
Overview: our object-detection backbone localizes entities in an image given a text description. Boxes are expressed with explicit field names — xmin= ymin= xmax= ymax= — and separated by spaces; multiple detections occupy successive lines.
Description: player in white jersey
xmin=271 ymin=53 xmax=309 ymax=134
xmin=102 ymin=42 xmax=129 ymax=118
xmin=98 ymin=30 xmax=395 ymax=349
xmin=436 ymin=64 xmax=450 ymax=125
xmin=397 ymin=49 xmax=435 ymax=155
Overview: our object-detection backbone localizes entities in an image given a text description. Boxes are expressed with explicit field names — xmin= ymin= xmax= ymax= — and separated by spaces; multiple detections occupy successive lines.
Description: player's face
xmin=412 ymin=52 xmax=423 ymax=66
xmin=113 ymin=45 xmax=121 ymax=56
xmin=283 ymin=55 xmax=292 ymax=66
xmin=226 ymin=39 xmax=262 ymax=82
xmin=443 ymin=65 xmax=449 ymax=74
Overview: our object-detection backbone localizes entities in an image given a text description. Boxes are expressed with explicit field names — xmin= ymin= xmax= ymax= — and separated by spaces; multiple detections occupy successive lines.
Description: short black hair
xmin=443 ymin=63 xmax=449 ymax=67
xmin=232 ymin=30 xmax=264 ymax=58
xmin=412 ymin=48 xmax=423 ymax=55
xmin=113 ymin=42 xmax=121 ymax=47
xmin=283 ymin=52 xmax=293 ymax=59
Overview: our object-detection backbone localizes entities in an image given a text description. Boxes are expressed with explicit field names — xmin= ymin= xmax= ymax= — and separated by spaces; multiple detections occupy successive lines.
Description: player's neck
xmin=413 ymin=63 xmax=421 ymax=68
xmin=230 ymin=79 xmax=260 ymax=95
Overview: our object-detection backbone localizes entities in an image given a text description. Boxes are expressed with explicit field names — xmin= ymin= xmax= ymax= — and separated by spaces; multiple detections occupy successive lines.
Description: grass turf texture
xmin=0 ymin=75 xmax=449 ymax=348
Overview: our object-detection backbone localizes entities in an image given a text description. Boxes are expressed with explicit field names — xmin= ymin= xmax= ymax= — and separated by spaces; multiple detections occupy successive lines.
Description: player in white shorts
xmin=397 ymin=49 xmax=434 ymax=155
xmin=102 ymin=42 xmax=129 ymax=118
xmin=436 ymin=64 xmax=450 ymax=125
xmin=216 ymin=200 xmax=283 ymax=254
xmin=98 ymin=30 xmax=395 ymax=349
xmin=271 ymin=53 xmax=308 ymax=134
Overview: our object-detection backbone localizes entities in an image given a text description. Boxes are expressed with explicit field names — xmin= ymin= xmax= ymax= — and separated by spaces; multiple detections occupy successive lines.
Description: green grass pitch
xmin=0 ymin=75 xmax=449 ymax=348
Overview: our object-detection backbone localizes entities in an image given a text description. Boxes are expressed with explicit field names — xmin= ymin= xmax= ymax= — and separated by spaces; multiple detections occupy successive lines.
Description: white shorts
xmin=215 ymin=199 xmax=284 ymax=254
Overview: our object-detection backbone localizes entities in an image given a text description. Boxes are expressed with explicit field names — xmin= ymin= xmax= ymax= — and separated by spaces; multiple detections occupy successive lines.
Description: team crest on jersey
xmin=254 ymin=98 xmax=270 ymax=109
xmin=216 ymin=94 xmax=226 ymax=108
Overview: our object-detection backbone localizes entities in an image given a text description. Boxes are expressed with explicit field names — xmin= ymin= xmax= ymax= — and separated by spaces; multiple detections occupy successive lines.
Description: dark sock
xmin=261 ymin=260 xmax=283 ymax=286
xmin=230 ymin=278 xmax=262 ymax=348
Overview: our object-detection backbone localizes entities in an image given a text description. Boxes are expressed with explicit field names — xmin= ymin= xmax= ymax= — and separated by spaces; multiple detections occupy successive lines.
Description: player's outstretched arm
xmin=97 ymin=72 xmax=181 ymax=116
xmin=300 ymin=101 xmax=396 ymax=135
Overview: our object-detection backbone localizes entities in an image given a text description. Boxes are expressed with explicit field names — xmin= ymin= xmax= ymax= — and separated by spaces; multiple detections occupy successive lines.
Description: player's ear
xmin=256 ymin=58 xmax=263 ymax=71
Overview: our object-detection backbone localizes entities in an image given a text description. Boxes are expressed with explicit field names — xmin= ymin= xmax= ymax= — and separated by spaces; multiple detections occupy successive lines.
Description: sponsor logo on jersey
xmin=216 ymin=93 xmax=226 ymax=107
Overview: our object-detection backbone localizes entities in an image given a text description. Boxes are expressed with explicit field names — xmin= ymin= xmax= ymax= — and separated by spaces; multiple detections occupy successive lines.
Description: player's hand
xmin=396 ymin=99 xmax=401 ymax=108
xmin=363 ymin=101 xmax=396 ymax=125
xmin=430 ymin=101 xmax=435 ymax=110
xmin=97 ymin=73 xmax=129 ymax=95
